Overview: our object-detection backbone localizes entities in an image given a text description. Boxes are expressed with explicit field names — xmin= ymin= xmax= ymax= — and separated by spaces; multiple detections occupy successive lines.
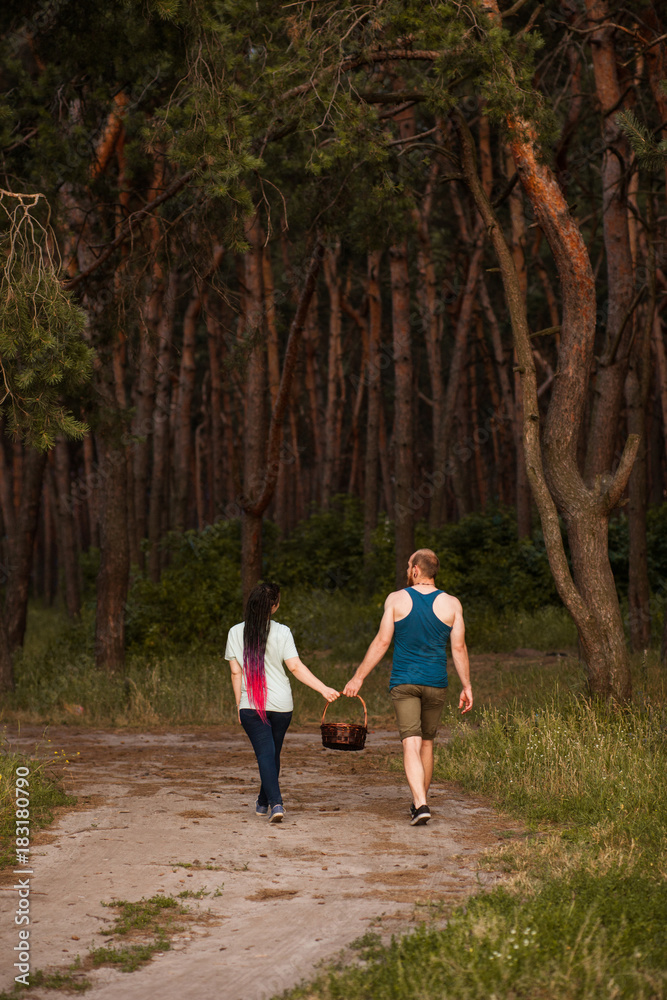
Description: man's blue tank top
xmin=389 ymin=588 xmax=451 ymax=689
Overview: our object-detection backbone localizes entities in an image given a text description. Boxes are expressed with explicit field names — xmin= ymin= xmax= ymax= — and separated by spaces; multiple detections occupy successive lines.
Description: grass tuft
xmin=0 ymin=737 xmax=75 ymax=869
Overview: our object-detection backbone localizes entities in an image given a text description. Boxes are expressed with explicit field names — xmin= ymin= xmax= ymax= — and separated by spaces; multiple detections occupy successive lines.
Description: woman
xmin=225 ymin=582 xmax=339 ymax=823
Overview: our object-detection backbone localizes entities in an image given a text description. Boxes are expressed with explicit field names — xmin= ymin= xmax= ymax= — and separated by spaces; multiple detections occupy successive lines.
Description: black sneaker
xmin=410 ymin=804 xmax=431 ymax=826
xmin=409 ymin=803 xmax=417 ymax=819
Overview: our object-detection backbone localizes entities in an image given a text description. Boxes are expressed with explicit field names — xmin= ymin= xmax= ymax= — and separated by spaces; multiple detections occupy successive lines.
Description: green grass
xmin=0 ymin=896 xmax=189 ymax=997
xmin=1 ymin=601 xmax=579 ymax=728
xmin=276 ymin=656 xmax=667 ymax=1000
xmin=0 ymin=737 xmax=75 ymax=869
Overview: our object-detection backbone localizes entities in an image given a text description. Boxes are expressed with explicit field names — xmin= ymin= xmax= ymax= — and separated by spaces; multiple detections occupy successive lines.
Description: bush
xmin=126 ymin=520 xmax=244 ymax=651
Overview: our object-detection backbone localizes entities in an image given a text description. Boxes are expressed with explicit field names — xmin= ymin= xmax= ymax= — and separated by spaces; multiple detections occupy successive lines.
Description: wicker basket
xmin=321 ymin=694 xmax=367 ymax=752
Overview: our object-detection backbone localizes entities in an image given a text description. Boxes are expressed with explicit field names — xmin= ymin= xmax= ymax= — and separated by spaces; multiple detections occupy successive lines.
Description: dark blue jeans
xmin=239 ymin=709 xmax=293 ymax=808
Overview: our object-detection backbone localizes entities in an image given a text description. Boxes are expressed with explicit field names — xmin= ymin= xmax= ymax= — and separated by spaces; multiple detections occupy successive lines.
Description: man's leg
xmin=419 ymin=687 xmax=446 ymax=797
xmin=420 ymin=739 xmax=434 ymax=796
xmin=402 ymin=735 xmax=428 ymax=808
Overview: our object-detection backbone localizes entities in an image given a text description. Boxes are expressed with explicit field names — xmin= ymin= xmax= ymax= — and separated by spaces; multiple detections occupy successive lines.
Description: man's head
xmin=406 ymin=549 xmax=440 ymax=586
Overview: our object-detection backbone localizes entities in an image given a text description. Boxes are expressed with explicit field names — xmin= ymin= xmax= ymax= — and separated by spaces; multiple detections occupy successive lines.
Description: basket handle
xmin=321 ymin=693 xmax=367 ymax=728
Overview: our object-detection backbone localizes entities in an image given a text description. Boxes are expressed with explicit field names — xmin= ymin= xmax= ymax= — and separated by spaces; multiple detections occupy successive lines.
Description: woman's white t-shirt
xmin=225 ymin=620 xmax=298 ymax=713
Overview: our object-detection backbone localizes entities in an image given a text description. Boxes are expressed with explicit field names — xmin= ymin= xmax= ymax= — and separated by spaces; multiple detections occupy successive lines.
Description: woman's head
xmin=246 ymin=581 xmax=281 ymax=618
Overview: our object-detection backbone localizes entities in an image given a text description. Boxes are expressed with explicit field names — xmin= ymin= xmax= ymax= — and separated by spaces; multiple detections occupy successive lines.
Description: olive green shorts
xmin=390 ymin=684 xmax=447 ymax=741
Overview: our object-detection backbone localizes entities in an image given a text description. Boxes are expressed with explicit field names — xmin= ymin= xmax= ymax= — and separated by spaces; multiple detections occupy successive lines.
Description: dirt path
xmin=1 ymin=726 xmax=514 ymax=999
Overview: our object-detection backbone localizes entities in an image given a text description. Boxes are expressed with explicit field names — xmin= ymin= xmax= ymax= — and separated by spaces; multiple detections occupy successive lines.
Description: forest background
xmin=0 ymin=0 xmax=666 ymax=715
xmin=1 ymin=4 xmax=667 ymax=998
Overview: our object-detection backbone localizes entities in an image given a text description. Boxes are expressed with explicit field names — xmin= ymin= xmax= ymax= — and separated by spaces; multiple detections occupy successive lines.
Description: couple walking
xmin=225 ymin=549 xmax=472 ymax=825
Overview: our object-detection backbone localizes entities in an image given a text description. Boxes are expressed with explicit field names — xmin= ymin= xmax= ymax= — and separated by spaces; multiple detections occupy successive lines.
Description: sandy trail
xmin=1 ymin=725 xmax=513 ymax=999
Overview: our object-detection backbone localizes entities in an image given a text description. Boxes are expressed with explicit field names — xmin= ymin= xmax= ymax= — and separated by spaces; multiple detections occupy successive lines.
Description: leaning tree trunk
xmin=455 ymin=92 xmax=636 ymax=703
xmin=389 ymin=241 xmax=414 ymax=590
xmin=241 ymin=241 xmax=324 ymax=605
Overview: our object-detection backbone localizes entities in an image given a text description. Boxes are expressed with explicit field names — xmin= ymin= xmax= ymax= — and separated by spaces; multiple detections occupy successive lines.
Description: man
xmin=343 ymin=548 xmax=472 ymax=826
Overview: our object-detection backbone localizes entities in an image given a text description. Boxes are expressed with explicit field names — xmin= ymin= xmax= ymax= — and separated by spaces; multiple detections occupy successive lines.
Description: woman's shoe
xmin=255 ymin=799 xmax=269 ymax=816
xmin=269 ymin=804 xmax=284 ymax=823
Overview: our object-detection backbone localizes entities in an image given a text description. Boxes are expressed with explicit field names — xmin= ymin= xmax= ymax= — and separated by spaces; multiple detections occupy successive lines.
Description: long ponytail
xmin=243 ymin=582 xmax=280 ymax=722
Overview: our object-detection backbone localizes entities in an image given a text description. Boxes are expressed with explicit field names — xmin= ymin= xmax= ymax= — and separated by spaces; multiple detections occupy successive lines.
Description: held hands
xmin=343 ymin=675 xmax=363 ymax=697
xmin=323 ymin=687 xmax=340 ymax=703
xmin=459 ymin=686 xmax=473 ymax=714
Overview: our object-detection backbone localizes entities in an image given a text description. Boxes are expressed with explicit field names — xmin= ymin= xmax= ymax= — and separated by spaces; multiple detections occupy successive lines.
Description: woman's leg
xmin=239 ymin=710 xmax=283 ymax=806
xmin=268 ymin=711 xmax=292 ymax=790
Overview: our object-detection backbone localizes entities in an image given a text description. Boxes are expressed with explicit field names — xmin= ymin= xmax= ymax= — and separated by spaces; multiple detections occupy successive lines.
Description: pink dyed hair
xmin=242 ymin=582 xmax=280 ymax=723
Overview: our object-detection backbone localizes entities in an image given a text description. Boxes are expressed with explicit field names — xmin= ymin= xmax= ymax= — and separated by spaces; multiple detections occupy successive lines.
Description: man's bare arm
xmin=449 ymin=599 xmax=473 ymax=713
xmin=343 ymin=597 xmax=396 ymax=696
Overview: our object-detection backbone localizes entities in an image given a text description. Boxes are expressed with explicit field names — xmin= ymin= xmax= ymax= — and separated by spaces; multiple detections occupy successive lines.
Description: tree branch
xmin=604 ymin=433 xmax=640 ymax=510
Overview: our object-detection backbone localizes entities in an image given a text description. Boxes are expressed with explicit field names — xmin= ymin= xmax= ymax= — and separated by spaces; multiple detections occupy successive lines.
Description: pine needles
xmin=0 ymin=189 xmax=93 ymax=450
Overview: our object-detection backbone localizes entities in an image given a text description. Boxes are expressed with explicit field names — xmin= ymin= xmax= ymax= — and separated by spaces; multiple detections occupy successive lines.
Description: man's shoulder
xmin=385 ymin=588 xmax=410 ymax=606
xmin=434 ymin=591 xmax=462 ymax=625
xmin=435 ymin=590 xmax=461 ymax=608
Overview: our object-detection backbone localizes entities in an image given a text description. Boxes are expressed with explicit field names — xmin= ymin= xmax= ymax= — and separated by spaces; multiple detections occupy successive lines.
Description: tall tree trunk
xmin=132 ymin=161 xmax=165 ymax=567
xmin=583 ymin=0 xmax=636 ymax=485
xmin=241 ymin=214 xmax=267 ymax=604
xmin=505 ymin=149 xmax=532 ymax=538
xmin=0 ymin=610 xmax=13 ymax=692
xmin=413 ymin=165 xmax=446 ymax=530
xmin=204 ymin=288 xmax=224 ymax=519
xmin=5 ymin=448 xmax=47 ymax=652
xmin=390 ymin=241 xmax=414 ymax=590
xmin=625 ymin=201 xmax=655 ymax=652
xmin=94 ymin=432 xmax=129 ymax=671
xmin=53 ymin=439 xmax=81 ymax=619
xmin=455 ymin=89 xmax=636 ymax=703
xmin=148 ymin=269 xmax=178 ymax=582
xmin=364 ymin=250 xmax=382 ymax=560
xmin=303 ymin=295 xmax=324 ymax=505
xmin=322 ymin=242 xmax=344 ymax=507
xmin=437 ymin=228 xmax=485 ymax=525
xmin=83 ymin=433 xmax=99 ymax=549
xmin=173 ymin=279 xmax=202 ymax=531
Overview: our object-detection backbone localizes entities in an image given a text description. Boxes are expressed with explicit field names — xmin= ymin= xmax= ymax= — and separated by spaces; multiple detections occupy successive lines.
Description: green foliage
xmin=265 ymin=495 xmax=368 ymax=591
xmin=608 ymin=506 xmax=667 ymax=597
xmin=420 ymin=508 xmax=559 ymax=614
xmin=617 ymin=109 xmax=667 ymax=168
xmin=0 ymin=193 xmax=93 ymax=449
xmin=126 ymin=521 xmax=244 ymax=650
